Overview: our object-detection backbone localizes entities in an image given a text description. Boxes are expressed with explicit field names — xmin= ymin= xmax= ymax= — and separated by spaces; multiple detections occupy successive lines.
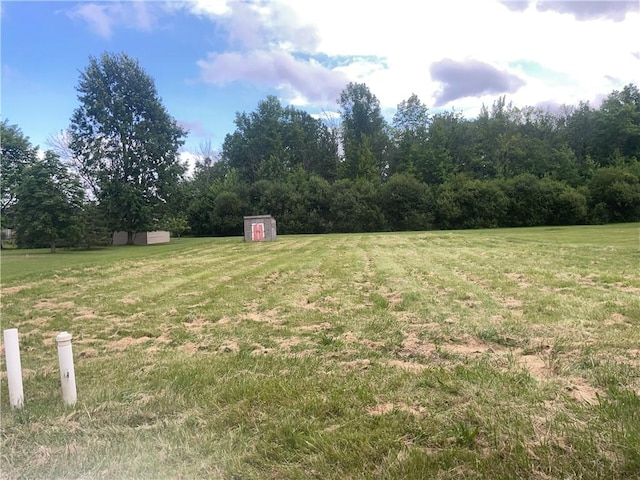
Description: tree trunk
xmin=128 ymin=231 xmax=134 ymax=245
xmin=50 ymin=241 xmax=56 ymax=253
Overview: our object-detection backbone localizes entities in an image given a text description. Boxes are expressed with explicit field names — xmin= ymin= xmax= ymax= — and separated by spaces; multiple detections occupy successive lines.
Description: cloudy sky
xmin=2 ymin=0 xmax=639 ymax=162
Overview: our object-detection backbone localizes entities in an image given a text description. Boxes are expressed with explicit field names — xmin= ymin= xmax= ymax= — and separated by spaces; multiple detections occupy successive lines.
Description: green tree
xmin=222 ymin=96 xmax=339 ymax=184
xmin=69 ymin=52 xmax=187 ymax=243
xmin=588 ymin=166 xmax=640 ymax=223
xmin=595 ymin=84 xmax=640 ymax=163
xmin=210 ymin=191 xmax=247 ymax=236
xmin=1 ymin=120 xmax=38 ymax=231
xmin=78 ymin=201 xmax=111 ymax=249
xmin=14 ymin=152 xmax=84 ymax=252
xmin=501 ymin=175 xmax=587 ymax=227
xmin=381 ymin=173 xmax=435 ymax=231
xmin=436 ymin=177 xmax=508 ymax=229
xmin=338 ymin=82 xmax=390 ymax=180
xmin=390 ymin=94 xmax=430 ymax=177
xmin=423 ymin=111 xmax=477 ymax=184
xmin=329 ymin=179 xmax=385 ymax=232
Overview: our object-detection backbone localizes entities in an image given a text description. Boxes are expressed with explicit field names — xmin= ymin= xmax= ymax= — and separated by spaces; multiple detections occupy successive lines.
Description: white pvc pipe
xmin=56 ymin=332 xmax=77 ymax=406
xmin=3 ymin=328 xmax=24 ymax=409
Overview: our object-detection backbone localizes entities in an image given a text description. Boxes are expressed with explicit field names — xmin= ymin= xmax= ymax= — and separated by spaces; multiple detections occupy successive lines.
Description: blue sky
xmin=2 ymin=0 xmax=639 ymax=168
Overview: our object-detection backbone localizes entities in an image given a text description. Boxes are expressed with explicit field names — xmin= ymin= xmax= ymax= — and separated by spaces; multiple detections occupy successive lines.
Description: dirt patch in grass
xmin=41 ymin=331 xmax=66 ymax=346
xmin=565 ymin=378 xmax=602 ymax=404
xmin=397 ymin=331 xmax=435 ymax=358
xmin=519 ymin=354 xmax=553 ymax=380
xmin=340 ymin=359 xmax=371 ymax=372
xmin=505 ymin=272 xmax=531 ymax=288
xmin=443 ymin=335 xmax=499 ymax=355
xmin=604 ymin=313 xmax=630 ymax=325
xmin=25 ymin=316 xmax=53 ymax=327
xmin=361 ymin=339 xmax=385 ymax=349
xmin=297 ymin=299 xmax=331 ymax=313
xmin=78 ymin=348 xmax=99 ymax=359
xmin=74 ymin=310 xmax=98 ymax=321
xmin=367 ymin=402 xmax=394 ymax=416
xmin=456 ymin=299 xmax=483 ymax=309
xmin=119 ymin=297 xmax=140 ymax=305
xmin=380 ymin=290 xmax=403 ymax=306
xmin=275 ymin=337 xmax=303 ymax=350
xmin=183 ymin=317 xmax=210 ymax=331
xmin=34 ymin=300 xmax=75 ymax=310
xmin=1 ymin=284 xmax=34 ymax=295
xmin=243 ymin=308 xmax=282 ymax=325
xmin=251 ymin=345 xmax=275 ymax=356
xmin=367 ymin=402 xmax=426 ymax=417
xmin=106 ymin=336 xmax=152 ymax=350
xmin=288 ymin=349 xmax=317 ymax=358
xmin=297 ymin=322 xmax=332 ymax=332
xmin=340 ymin=331 xmax=358 ymax=343
xmin=500 ymin=297 xmax=524 ymax=309
xmin=155 ymin=333 xmax=172 ymax=344
xmin=181 ymin=342 xmax=200 ymax=354
xmin=456 ymin=270 xmax=490 ymax=288
xmin=614 ymin=283 xmax=640 ymax=294
xmin=218 ymin=340 xmax=240 ymax=353
xmin=387 ymin=359 xmax=428 ymax=372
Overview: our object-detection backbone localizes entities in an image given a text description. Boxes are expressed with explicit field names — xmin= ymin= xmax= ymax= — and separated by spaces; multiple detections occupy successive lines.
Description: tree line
xmin=1 ymin=52 xmax=639 ymax=250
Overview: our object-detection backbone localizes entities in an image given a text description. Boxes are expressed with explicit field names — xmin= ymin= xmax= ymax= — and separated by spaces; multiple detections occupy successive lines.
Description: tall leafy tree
xmin=69 ymin=52 xmax=187 ymax=242
xmin=424 ymin=111 xmax=477 ymax=184
xmin=222 ymin=96 xmax=339 ymax=184
xmin=14 ymin=152 xmax=84 ymax=252
xmin=338 ymin=82 xmax=390 ymax=181
xmin=1 ymin=120 xmax=38 ymax=230
xmin=595 ymin=83 xmax=640 ymax=163
xmin=391 ymin=94 xmax=430 ymax=177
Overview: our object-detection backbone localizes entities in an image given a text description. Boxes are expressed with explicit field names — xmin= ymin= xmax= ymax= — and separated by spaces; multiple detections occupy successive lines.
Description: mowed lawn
xmin=1 ymin=224 xmax=639 ymax=479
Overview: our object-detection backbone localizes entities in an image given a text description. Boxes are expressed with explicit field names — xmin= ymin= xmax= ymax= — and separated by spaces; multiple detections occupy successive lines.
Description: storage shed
xmin=112 ymin=231 xmax=170 ymax=245
xmin=244 ymin=215 xmax=277 ymax=242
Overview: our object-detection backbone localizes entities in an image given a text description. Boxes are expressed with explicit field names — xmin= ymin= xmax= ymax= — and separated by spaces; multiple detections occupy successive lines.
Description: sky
xmin=2 ymin=0 xmax=639 ymax=169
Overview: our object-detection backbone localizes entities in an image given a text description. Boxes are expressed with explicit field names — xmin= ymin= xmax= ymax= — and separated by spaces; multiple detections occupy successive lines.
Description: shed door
xmin=251 ymin=222 xmax=265 ymax=241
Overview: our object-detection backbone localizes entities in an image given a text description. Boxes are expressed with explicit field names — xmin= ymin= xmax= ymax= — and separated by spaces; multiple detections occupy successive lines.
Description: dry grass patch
xmin=1 ymin=227 xmax=639 ymax=479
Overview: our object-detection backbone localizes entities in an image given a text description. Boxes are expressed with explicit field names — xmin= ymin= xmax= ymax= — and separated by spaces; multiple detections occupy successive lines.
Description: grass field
xmin=1 ymin=224 xmax=639 ymax=479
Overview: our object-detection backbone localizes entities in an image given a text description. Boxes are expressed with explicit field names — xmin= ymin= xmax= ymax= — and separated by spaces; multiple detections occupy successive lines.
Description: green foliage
xmin=390 ymin=94 xmax=430 ymax=177
xmin=501 ymin=175 xmax=588 ymax=227
xmin=1 ymin=120 xmax=38 ymax=228
xmin=1 ymin=226 xmax=639 ymax=478
xmin=78 ymin=201 xmax=111 ymax=249
xmin=210 ymin=191 xmax=247 ymax=236
xmin=162 ymin=214 xmax=190 ymax=238
xmin=588 ymin=166 xmax=640 ymax=223
xmin=338 ymin=82 xmax=390 ymax=180
xmin=381 ymin=173 xmax=435 ymax=231
xmin=14 ymin=151 xmax=84 ymax=252
xmin=329 ymin=179 xmax=385 ymax=232
xmin=69 ymin=52 xmax=187 ymax=237
xmin=436 ymin=177 xmax=508 ymax=229
xmin=222 ymin=96 xmax=339 ymax=184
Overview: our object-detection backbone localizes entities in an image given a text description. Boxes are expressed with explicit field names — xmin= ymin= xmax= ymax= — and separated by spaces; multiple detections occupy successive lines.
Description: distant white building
xmin=113 ymin=231 xmax=170 ymax=245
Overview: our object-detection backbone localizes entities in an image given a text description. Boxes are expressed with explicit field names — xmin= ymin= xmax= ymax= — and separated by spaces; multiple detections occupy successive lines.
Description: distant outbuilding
xmin=113 ymin=231 xmax=170 ymax=245
xmin=244 ymin=215 xmax=277 ymax=242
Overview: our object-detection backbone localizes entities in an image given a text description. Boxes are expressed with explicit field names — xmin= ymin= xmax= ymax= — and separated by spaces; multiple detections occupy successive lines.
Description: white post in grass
xmin=3 ymin=328 xmax=25 ymax=409
xmin=56 ymin=332 xmax=77 ymax=406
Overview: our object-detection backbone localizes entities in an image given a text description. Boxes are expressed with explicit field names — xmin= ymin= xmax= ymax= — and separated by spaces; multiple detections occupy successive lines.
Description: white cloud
xmin=67 ymin=3 xmax=120 ymax=38
xmin=197 ymin=50 xmax=348 ymax=104
xmin=66 ymin=1 xmax=159 ymax=38
xmin=281 ymin=0 xmax=639 ymax=113
xmin=179 ymin=151 xmax=199 ymax=177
